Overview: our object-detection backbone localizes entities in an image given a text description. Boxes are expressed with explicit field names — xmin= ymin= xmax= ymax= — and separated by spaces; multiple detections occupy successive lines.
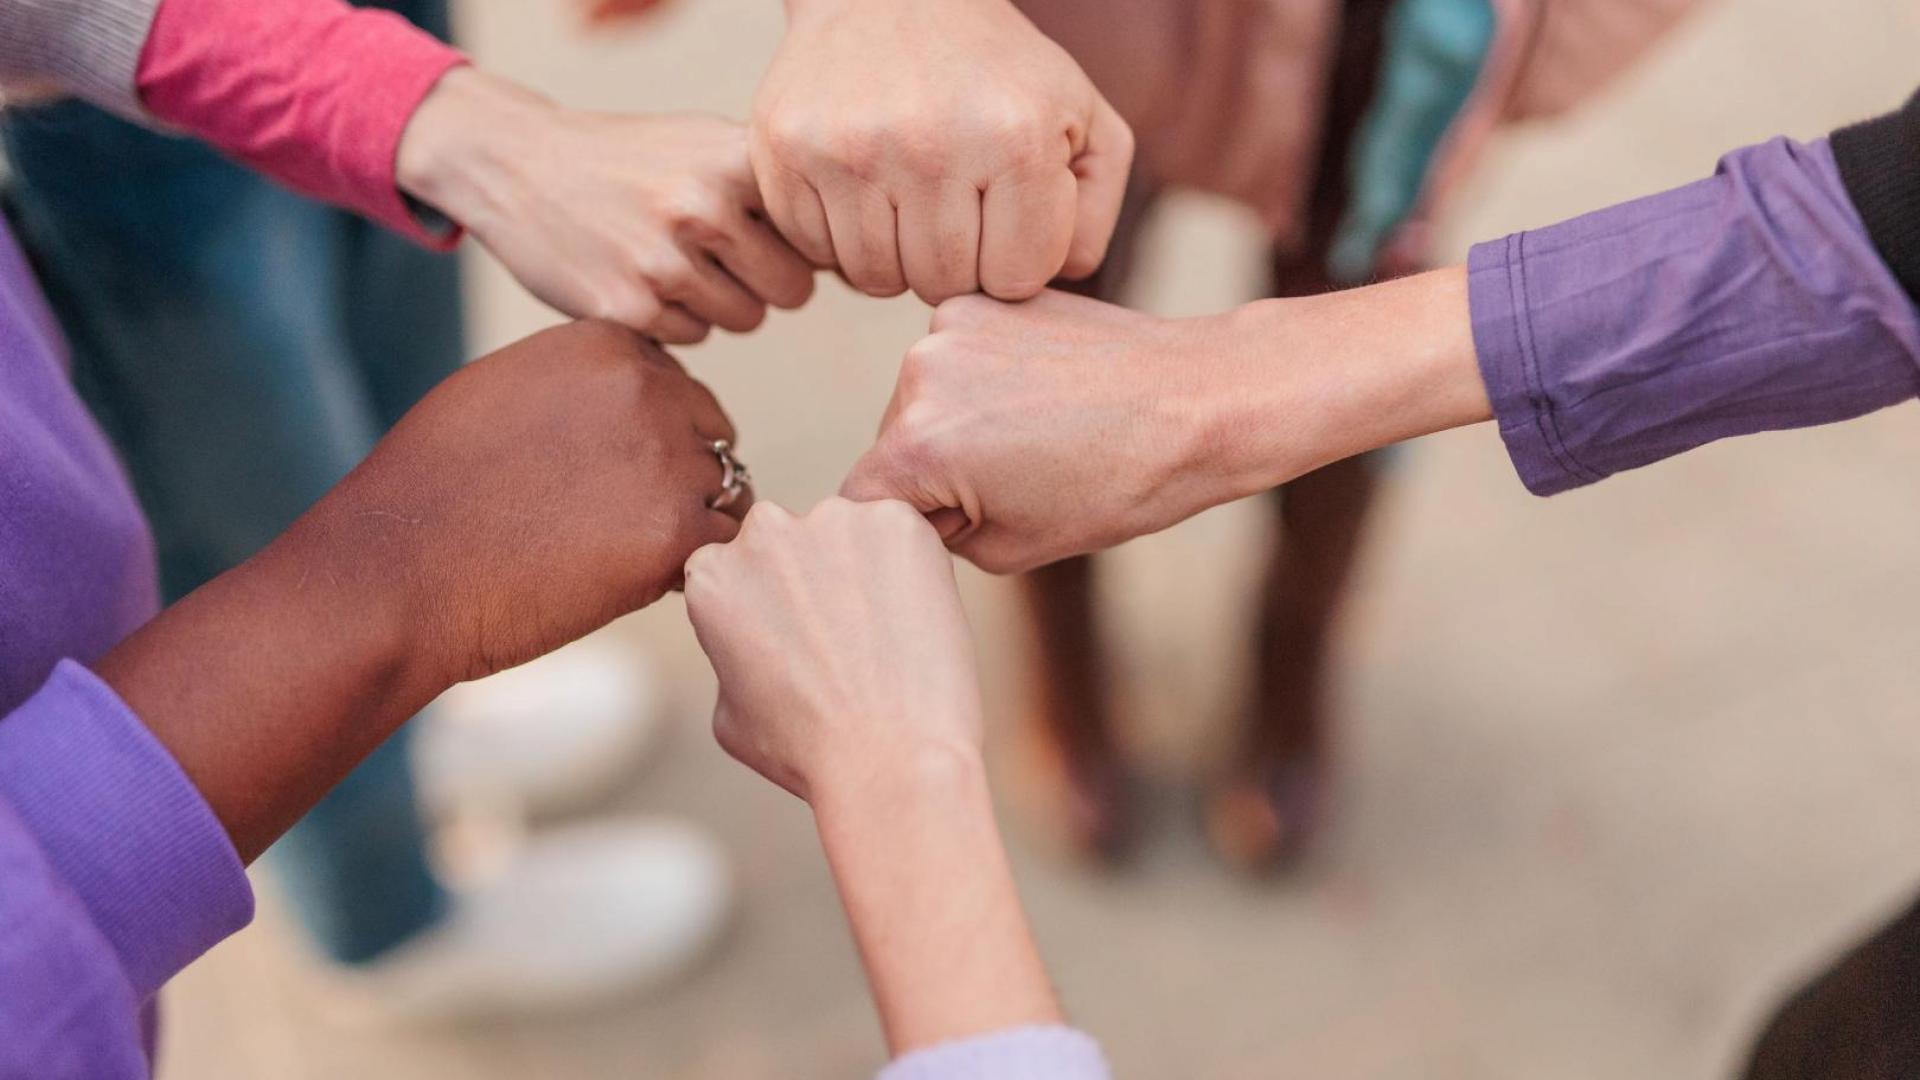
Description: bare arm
xmin=815 ymin=745 xmax=1060 ymax=1052
xmin=684 ymin=499 xmax=1074 ymax=1055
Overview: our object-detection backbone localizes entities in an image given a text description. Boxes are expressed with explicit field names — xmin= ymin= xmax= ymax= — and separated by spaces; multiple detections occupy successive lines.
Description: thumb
xmin=925 ymin=507 xmax=969 ymax=541
xmin=841 ymin=449 xmax=975 ymax=542
xmin=1061 ymin=97 xmax=1135 ymax=280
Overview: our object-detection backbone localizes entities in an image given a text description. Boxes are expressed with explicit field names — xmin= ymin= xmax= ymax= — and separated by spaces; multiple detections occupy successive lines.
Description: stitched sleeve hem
xmin=1467 ymin=233 xmax=1608 ymax=496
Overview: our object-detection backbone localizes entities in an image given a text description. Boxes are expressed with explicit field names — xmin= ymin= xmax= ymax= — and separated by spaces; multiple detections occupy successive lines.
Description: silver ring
xmin=708 ymin=438 xmax=751 ymax=511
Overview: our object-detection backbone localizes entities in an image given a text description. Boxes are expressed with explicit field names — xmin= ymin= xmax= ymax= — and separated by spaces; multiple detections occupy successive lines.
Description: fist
xmin=841 ymin=290 xmax=1251 ymax=573
xmin=683 ymin=498 xmax=983 ymax=803
xmin=304 ymin=320 xmax=748 ymax=685
xmin=749 ymin=0 xmax=1133 ymax=304
xmin=399 ymin=72 xmax=816 ymax=344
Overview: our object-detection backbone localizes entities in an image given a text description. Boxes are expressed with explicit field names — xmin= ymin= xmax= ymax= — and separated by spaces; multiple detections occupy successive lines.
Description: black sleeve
xmin=1832 ymin=87 xmax=1920 ymax=305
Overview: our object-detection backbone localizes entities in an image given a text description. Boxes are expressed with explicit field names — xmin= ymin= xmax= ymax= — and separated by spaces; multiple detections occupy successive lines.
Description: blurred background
xmin=150 ymin=0 xmax=1920 ymax=1076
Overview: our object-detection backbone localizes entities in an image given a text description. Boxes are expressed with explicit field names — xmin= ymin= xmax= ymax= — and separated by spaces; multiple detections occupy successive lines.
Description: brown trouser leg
xmin=1019 ymin=0 xmax=1395 ymax=865
xmin=1739 ymin=894 xmax=1920 ymax=1080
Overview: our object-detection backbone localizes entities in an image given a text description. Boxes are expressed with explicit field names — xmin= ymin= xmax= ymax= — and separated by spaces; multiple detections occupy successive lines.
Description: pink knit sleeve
xmin=134 ymin=0 xmax=467 ymax=249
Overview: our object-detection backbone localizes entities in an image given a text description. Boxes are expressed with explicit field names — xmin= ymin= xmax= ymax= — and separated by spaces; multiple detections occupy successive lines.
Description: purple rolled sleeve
xmin=1469 ymin=136 xmax=1920 ymax=495
xmin=0 ymin=660 xmax=254 ymax=1078
xmin=877 ymin=1025 xmax=1110 ymax=1080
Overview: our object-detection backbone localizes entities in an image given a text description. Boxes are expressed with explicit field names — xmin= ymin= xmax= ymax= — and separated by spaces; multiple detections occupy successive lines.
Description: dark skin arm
xmin=96 ymin=320 xmax=745 ymax=861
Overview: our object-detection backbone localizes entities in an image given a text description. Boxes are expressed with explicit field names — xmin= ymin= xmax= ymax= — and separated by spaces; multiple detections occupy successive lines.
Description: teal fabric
xmin=1329 ymin=0 xmax=1496 ymax=283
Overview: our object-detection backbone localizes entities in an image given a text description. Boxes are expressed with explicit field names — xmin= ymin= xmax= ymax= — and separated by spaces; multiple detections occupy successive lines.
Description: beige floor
xmin=158 ymin=1 xmax=1920 ymax=1077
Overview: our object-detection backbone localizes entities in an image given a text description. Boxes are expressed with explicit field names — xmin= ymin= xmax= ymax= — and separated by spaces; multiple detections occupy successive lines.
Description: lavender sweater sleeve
xmin=1469 ymin=135 xmax=1920 ymax=495
xmin=877 ymin=1025 xmax=1110 ymax=1080
xmin=0 ymin=660 xmax=253 ymax=1078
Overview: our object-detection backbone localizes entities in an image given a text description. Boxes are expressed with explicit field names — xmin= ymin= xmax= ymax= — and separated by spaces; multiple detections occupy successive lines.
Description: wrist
xmin=92 ymin=511 xmax=444 ymax=861
xmin=811 ymin=732 xmax=989 ymax=833
xmin=1192 ymin=266 xmax=1490 ymax=495
xmin=257 ymin=515 xmax=444 ymax=707
xmin=807 ymin=725 xmax=1061 ymax=1054
xmin=395 ymin=65 xmax=556 ymax=230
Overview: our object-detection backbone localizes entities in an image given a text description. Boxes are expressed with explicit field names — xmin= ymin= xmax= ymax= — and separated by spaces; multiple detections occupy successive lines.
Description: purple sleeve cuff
xmin=876 ymin=1025 xmax=1110 ymax=1080
xmin=1468 ymin=136 xmax=1920 ymax=496
xmin=0 ymin=659 xmax=253 ymax=1001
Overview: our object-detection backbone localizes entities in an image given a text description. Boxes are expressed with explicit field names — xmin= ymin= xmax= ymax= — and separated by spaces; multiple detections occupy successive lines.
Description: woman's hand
xmin=98 ymin=320 xmax=745 ymax=858
xmin=750 ymin=0 xmax=1132 ymax=304
xmin=840 ymin=289 xmax=1256 ymax=573
xmin=397 ymin=67 xmax=816 ymax=344
xmin=842 ymin=273 xmax=1490 ymax=573
xmin=681 ymin=496 xmax=1065 ymax=1054
xmin=682 ymin=497 xmax=982 ymax=801
xmin=315 ymin=319 xmax=749 ymax=686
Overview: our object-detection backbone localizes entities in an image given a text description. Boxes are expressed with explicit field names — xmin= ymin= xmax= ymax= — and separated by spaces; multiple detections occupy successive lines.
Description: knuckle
xmin=889 ymin=403 xmax=947 ymax=469
xmin=826 ymin=125 xmax=888 ymax=180
xmin=761 ymin=113 xmax=825 ymax=162
xmin=870 ymin=498 xmax=923 ymax=531
xmin=681 ymin=546 xmax=724 ymax=594
xmin=642 ymin=255 xmax=697 ymax=295
xmin=929 ymin=293 xmax=991 ymax=331
xmin=974 ymin=102 xmax=1053 ymax=160
xmin=743 ymin=499 xmax=792 ymax=532
xmin=665 ymin=185 xmax=727 ymax=235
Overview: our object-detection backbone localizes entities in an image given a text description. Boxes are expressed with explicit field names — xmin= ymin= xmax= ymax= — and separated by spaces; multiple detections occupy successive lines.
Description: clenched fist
xmin=304 ymin=319 xmax=749 ymax=685
xmin=400 ymin=69 xmax=815 ymax=344
xmin=842 ymin=273 xmax=1491 ymax=574
xmin=683 ymin=498 xmax=983 ymax=803
xmin=750 ymin=0 xmax=1133 ymax=305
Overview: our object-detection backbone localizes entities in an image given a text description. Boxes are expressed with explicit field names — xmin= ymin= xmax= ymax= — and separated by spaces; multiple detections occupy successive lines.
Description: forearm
xmin=93 ymin=513 xmax=439 ymax=862
xmin=1194 ymin=265 xmax=1490 ymax=503
xmin=813 ymin=742 xmax=1061 ymax=1055
xmin=1194 ymin=130 xmax=1920 ymax=502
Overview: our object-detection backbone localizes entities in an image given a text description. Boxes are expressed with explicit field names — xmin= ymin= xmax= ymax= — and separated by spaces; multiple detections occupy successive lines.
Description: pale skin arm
xmin=815 ymin=744 xmax=1062 ymax=1052
xmin=684 ymin=499 xmax=1063 ymax=1052
xmin=843 ymin=267 xmax=1491 ymax=573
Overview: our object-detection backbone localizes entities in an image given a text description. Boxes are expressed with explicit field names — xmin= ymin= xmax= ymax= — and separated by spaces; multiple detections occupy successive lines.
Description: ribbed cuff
xmin=877 ymin=1025 xmax=1111 ymax=1080
xmin=1466 ymin=234 xmax=1603 ymax=496
xmin=0 ymin=660 xmax=254 ymax=1001
xmin=1832 ymin=88 xmax=1920 ymax=307
xmin=0 ymin=0 xmax=161 ymax=119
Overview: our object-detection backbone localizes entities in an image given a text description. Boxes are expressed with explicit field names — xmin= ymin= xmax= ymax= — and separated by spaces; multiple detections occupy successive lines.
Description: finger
xmin=819 ymin=178 xmax=907 ymax=297
xmin=925 ymin=507 xmax=969 ymax=540
xmin=681 ymin=377 xmax=738 ymax=447
xmin=750 ymin=142 xmax=837 ymax=269
xmin=977 ymin=167 xmax=1075 ymax=301
xmin=710 ymin=210 xmax=817 ymax=311
xmin=668 ymin=250 xmax=770 ymax=334
xmin=646 ymin=303 xmax=711 ymax=346
xmin=1060 ymin=99 xmax=1135 ymax=279
xmin=897 ymin=182 xmax=983 ymax=305
xmin=667 ymin=511 xmax=740 ymax=593
xmin=839 ymin=447 xmax=903 ymax=505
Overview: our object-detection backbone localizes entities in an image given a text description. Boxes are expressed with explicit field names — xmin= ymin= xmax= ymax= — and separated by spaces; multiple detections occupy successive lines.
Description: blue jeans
xmin=4 ymin=0 xmax=459 ymax=963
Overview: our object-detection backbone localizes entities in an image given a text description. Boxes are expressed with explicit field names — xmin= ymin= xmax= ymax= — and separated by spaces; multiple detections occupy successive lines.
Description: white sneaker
xmin=418 ymin=634 xmax=667 ymax=816
xmin=313 ymin=818 xmax=731 ymax=1025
